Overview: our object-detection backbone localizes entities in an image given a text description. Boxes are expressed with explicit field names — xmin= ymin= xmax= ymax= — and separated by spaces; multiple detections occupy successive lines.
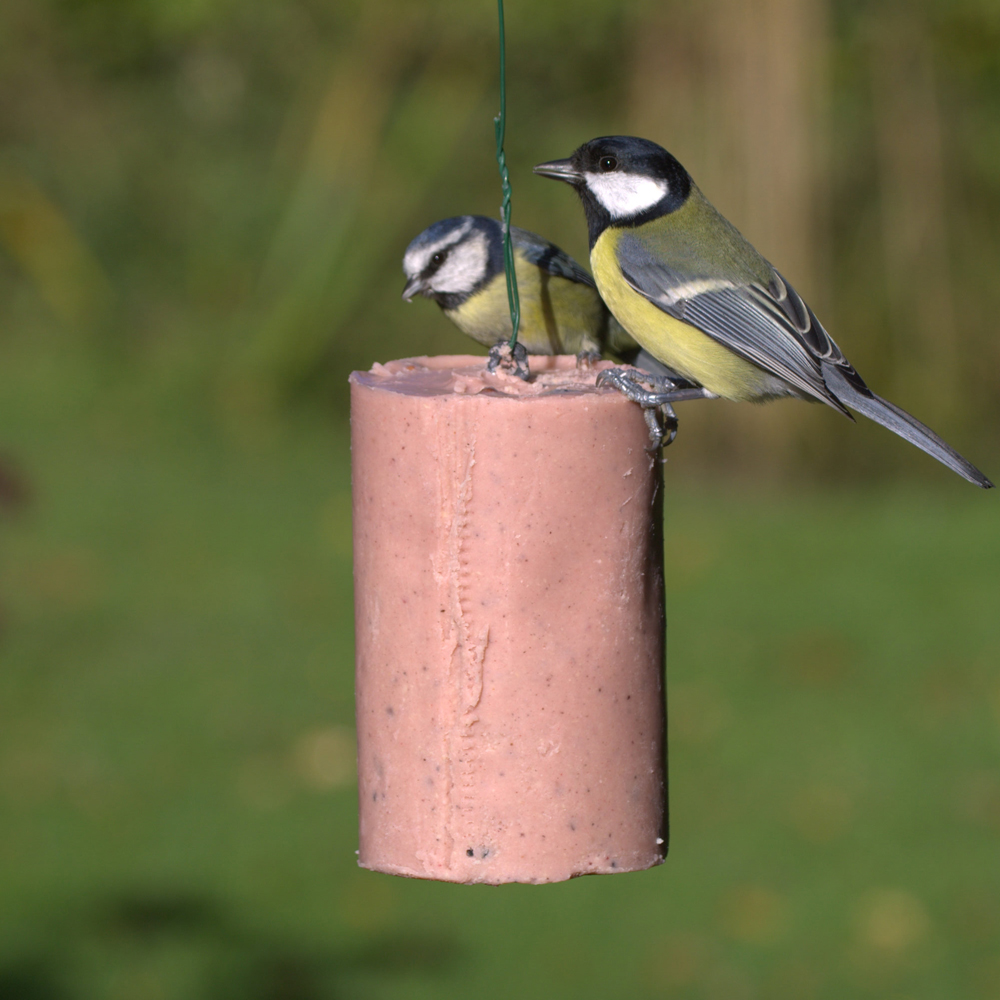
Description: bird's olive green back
xmin=622 ymin=186 xmax=774 ymax=286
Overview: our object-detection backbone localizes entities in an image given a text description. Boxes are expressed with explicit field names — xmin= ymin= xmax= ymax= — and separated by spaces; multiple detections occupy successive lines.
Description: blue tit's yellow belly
xmin=591 ymin=230 xmax=776 ymax=401
xmin=445 ymin=255 xmax=607 ymax=355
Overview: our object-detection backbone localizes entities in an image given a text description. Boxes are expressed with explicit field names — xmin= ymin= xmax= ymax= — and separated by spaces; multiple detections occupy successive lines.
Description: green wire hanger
xmin=494 ymin=0 xmax=520 ymax=349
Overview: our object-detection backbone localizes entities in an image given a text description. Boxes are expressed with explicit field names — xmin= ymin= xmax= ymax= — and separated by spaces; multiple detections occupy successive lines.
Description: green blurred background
xmin=1 ymin=0 xmax=999 ymax=997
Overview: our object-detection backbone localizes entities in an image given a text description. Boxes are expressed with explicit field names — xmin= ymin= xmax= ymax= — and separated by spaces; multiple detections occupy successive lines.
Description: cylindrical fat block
xmin=350 ymin=356 xmax=666 ymax=884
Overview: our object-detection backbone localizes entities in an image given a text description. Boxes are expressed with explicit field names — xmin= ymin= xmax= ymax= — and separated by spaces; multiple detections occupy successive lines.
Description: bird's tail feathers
xmin=821 ymin=362 xmax=993 ymax=489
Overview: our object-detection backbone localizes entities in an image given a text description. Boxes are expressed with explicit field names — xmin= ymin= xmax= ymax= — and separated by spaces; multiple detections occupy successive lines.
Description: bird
xmin=534 ymin=135 xmax=993 ymax=488
xmin=401 ymin=215 xmax=639 ymax=364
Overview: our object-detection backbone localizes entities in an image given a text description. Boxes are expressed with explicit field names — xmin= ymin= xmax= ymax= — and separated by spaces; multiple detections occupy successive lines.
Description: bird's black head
xmin=534 ymin=136 xmax=691 ymax=247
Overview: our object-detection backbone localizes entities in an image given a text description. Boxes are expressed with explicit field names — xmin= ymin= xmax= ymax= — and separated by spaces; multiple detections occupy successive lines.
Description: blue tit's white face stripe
xmin=583 ymin=172 xmax=669 ymax=220
xmin=403 ymin=218 xmax=472 ymax=273
xmin=403 ymin=217 xmax=482 ymax=288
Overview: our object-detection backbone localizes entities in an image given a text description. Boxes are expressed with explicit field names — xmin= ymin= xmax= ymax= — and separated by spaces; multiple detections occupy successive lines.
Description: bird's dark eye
xmin=599 ymin=156 xmax=618 ymax=172
xmin=431 ymin=251 xmax=445 ymax=265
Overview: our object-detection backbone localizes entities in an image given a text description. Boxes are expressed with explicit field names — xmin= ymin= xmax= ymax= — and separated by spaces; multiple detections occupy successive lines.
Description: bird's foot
xmin=645 ymin=403 xmax=678 ymax=450
xmin=487 ymin=341 xmax=530 ymax=380
xmin=597 ymin=367 xmax=680 ymax=450
xmin=596 ymin=366 xmax=679 ymax=402
xmin=596 ymin=367 xmax=716 ymax=450
xmin=575 ymin=350 xmax=601 ymax=370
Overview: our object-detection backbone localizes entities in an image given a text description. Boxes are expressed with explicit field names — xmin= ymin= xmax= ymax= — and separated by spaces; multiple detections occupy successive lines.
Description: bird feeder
xmin=350 ymin=355 xmax=666 ymax=883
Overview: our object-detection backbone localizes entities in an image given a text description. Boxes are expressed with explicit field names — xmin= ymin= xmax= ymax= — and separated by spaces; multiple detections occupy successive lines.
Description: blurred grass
xmin=2 ymin=336 xmax=999 ymax=999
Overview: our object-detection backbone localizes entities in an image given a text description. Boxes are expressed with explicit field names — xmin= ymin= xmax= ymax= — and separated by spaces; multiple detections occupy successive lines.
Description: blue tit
xmin=534 ymin=136 xmax=992 ymax=487
xmin=401 ymin=215 xmax=640 ymax=361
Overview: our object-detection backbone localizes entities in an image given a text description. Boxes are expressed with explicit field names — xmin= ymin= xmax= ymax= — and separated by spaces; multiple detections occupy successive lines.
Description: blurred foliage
xmin=1 ymin=0 xmax=997 ymax=481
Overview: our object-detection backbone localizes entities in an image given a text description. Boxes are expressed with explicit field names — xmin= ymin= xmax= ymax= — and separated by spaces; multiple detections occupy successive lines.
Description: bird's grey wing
xmin=511 ymin=226 xmax=596 ymax=287
xmin=616 ymin=231 xmax=870 ymax=412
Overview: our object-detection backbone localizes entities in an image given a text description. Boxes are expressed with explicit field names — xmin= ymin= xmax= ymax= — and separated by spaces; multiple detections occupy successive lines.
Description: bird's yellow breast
xmin=591 ymin=229 xmax=772 ymax=400
xmin=446 ymin=254 xmax=606 ymax=355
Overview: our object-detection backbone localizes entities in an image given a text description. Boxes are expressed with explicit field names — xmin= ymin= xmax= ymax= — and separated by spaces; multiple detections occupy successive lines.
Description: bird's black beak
xmin=533 ymin=158 xmax=582 ymax=184
xmin=401 ymin=276 xmax=424 ymax=302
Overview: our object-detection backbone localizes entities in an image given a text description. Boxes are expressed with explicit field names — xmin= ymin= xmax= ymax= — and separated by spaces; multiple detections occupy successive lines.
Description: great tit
xmin=534 ymin=136 xmax=992 ymax=488
xmin=402 ymin=215 xmax=639 ymax=361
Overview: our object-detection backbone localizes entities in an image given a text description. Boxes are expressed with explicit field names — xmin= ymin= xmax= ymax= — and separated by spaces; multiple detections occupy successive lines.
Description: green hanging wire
xmin=494 ymin=0 xmax=520 ymax=348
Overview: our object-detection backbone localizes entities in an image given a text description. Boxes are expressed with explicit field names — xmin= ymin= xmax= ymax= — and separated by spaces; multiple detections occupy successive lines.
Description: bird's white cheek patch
xmin=585 ymin=173 xmax=669 ymax=218
xmin=431 ymin=231 xmax=489 ymax=294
